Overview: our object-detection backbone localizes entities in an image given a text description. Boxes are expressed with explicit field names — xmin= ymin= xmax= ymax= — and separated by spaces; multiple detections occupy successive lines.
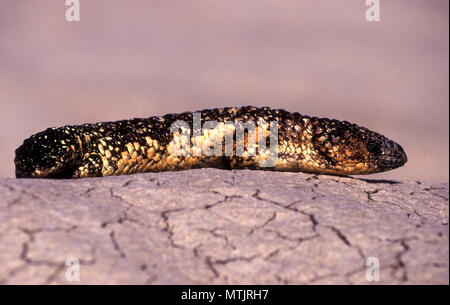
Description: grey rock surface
xmin=0 ymin=169 xmax=448 ymax=284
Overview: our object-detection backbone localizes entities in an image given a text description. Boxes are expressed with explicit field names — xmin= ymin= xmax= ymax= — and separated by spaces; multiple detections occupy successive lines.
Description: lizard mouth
xmin=15 ymin=163 xmax=69 ymax=179
xmin=15 ymin=151 xmax=76 ymax=179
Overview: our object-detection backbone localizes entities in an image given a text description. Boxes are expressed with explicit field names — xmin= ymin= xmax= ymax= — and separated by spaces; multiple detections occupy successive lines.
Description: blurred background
xmin=0 ymin=0 xmax=448 ymax=182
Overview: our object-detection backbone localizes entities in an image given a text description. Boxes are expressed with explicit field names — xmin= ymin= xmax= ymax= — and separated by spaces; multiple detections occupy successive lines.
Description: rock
xmin=0 ymin=169 xmax=448 ymax=284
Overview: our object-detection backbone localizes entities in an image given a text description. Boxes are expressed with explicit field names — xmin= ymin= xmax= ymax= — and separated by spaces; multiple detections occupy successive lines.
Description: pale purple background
xmin=0 ymin=0 xmax=448 ymax=182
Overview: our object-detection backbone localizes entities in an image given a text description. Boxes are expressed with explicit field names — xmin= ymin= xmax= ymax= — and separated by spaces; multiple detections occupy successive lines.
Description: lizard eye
xmin=367 ymin=140 xmax=382 ymax=154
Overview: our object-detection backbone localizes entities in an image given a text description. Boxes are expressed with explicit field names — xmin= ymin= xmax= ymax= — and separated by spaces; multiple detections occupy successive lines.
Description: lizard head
xmin=15 ymin=127 xmax=80 ymax=178
xmin=308 ymin=117 xmax=407 ymax=175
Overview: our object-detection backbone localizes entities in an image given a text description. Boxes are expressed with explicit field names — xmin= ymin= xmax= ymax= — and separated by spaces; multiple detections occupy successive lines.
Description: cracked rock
xmin=0 ymin=169 xmax=448 ymax=284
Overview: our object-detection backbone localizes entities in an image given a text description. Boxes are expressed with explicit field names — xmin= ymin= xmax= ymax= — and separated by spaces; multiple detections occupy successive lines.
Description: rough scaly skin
xmin=15 ymin=106 xmax=407 ymax=178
